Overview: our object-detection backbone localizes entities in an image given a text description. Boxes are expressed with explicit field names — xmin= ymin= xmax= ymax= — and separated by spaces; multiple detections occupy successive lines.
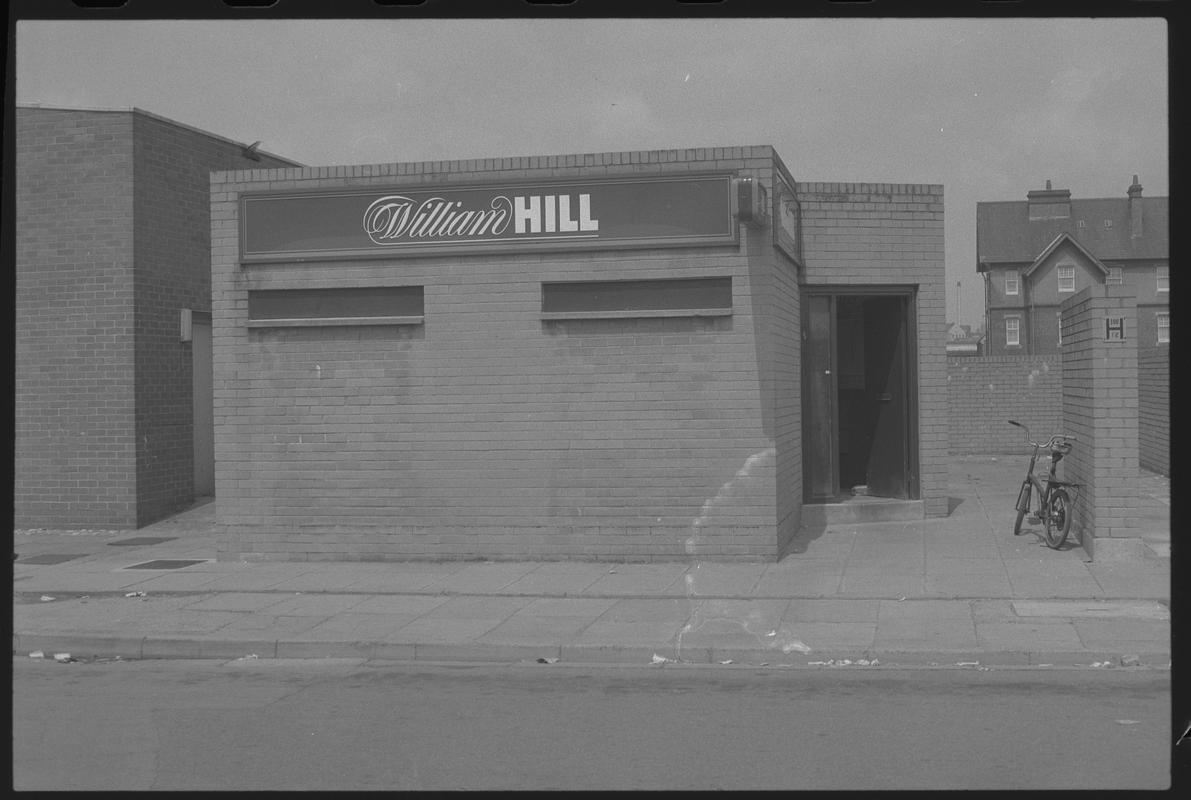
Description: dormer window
xmin=1057 ymin=264 xmax=1075 ymax=293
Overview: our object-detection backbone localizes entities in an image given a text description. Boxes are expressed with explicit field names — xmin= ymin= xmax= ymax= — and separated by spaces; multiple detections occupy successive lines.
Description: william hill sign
xmin=240 ymin=175 xmax=737 ymax=261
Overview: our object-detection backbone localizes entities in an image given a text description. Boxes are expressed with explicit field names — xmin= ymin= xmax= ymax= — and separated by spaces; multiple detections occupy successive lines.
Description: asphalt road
xmin=12 ymin=657 xmax=1174 ymax=791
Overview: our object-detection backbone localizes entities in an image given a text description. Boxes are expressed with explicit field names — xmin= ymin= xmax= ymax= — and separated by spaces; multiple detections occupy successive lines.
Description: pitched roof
xmin=1022 ymin=232 xmax=1110 ymax=278
xmin=977 ymin=195 xmax=1168 ymax=266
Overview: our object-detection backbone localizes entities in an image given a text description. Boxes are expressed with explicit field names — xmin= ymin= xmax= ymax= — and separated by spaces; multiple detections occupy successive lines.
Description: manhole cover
xmin=18 ymin=553 xmax=85 ymax=565
xmin=107 ymin=536 xmax=178 ymax=547
xmin=124 ymin=559 xmax=207 ymax=570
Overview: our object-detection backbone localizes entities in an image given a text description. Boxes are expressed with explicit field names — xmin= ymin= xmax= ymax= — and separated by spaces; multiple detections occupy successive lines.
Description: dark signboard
xmin=240 ymin=174 xmax=737 ymax=261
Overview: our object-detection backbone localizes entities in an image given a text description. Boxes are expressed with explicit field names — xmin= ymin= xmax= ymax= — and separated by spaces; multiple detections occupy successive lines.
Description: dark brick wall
xmin=131 ymin=112 xmax=295 ymax=526
xmin=15 ymin=108 xmax=139 ymax=527
xmin=15 ymin=106 xmax=297 ymax=528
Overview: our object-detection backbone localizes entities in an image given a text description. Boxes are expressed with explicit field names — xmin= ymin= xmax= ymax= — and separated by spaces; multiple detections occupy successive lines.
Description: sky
xmin=15 ymin=17 xmax=1169 ymax=328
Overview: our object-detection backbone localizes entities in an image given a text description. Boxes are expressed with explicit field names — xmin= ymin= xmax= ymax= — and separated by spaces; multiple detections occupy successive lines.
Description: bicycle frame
xmin=1009 ymin=420 xmax=1077 ymax=548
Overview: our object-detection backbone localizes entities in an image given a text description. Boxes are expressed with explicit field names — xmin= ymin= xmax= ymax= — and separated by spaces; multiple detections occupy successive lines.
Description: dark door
xmin=862 ymin=296 xmax=908 ymax=498
xmin=802 ymin=294 xmax=836 ymax=500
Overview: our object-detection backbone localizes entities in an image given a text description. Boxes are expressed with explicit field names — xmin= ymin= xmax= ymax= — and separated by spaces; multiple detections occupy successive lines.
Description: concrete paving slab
xmin=782 ymin=598 xmax=879 ymax=622
xmin=784 ymin=532 xmax=856 ymax=559
xmin=498 ymin=563 xmax=610 ymax=595
xmin=213 ymin=614 xmax=330 ymax=637
xmin=752 ymin=564 xmax=844 ymax=597
xmin=580 ymin=564 xmax=689 ymax=596
xmin=422 ymin=562 xmax=542 ymax=593
xmin=681 ymin=563 xmax=766 ymax=596
xmin=182 ymin=593 xmax=292 ymax=612
xmin=975 ymin=621 xmax=1085 ymax=651
xmin=288 ymin=613 xmax=428 ymax=641
xmin=923 ymin=573 xmax=1013 ymax=598
xmin=1012 ymin=600 xmax=1169 ymax=620
xmin=262 ymin=593 xmax=372 ymax=616
xmin=1005 ymin=575 xmax=1105 ymax=598
xmin=514 ymin=597 xmax=620 ymax=617
xmin=567 ymin=620 xmax=683 ymax=646
xmin=776 ymin=621 xmax=878 ymax=650
xmin=1073 ymin=620 xmax=1170 ymax=648
xmin=387 ymin=617 xmax=508 ymax=643
xmin=476 ymin=615 xmax=594 ymax=644
xmin=348 ymin=595 xmax=451 ymax=615
xmin=873 ymin=620 xmax=979 ymax=651
xmin=599 ymin=597 xmax=692 ymax=622
xmin=924 ymin=554 xmax=1006 ymax=574
xmin=838 ymin=573 xmax=925 ymax=598
xmin=878 ymin=599 xmax=976 ymax=621
xmin=421 ymin=595 xmax=533 ymax=619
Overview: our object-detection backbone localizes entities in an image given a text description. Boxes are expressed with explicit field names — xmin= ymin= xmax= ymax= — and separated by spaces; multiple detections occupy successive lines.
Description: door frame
xmin=801 ymin=285 xmax=920 ymax=502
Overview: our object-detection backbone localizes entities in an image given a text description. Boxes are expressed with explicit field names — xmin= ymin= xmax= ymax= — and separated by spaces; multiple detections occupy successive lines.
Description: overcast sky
xmin=15 ymin=17 xmax=1169 ymax=327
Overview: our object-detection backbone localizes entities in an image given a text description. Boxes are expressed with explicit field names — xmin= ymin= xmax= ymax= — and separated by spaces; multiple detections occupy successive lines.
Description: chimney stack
xmin=1027 ymin=180 xmax=1071 ymax=220
xmin=1128 ymin=174 xmax=1143 ymax=238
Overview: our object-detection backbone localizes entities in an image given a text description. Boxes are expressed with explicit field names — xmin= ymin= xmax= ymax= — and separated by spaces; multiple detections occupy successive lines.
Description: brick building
xmin=977 ymin=177 xmax=1169 ymax=355
xmin=14 ymin=106 xmax=299 ymax=528
xmin=212 ymin=147 xmax=947 ymax=562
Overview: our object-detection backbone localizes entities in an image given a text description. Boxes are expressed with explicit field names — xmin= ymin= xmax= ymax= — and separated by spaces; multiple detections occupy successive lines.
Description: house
xmin=977 ymin=177 xmax=1168 ymax=355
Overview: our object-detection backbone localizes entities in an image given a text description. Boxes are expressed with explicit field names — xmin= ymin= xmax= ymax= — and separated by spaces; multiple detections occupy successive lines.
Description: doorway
xmin=802 ymin=289 xmax=917 ymax=503
xmin=191 ymin=313 xmax=215 ymax=497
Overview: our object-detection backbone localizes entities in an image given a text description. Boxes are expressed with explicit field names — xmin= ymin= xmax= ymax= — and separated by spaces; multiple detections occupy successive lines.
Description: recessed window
xmin=541 ymin=277 xmax=732 ymax=318
xmin=1004 ymin=269 xmax=1019 ymax=296
xmin=1077 ymin=220 xmax=1087 ymax=229
xmin=247 ymin=286 xmax=424 ymax=326
xmin=1157 ymin=312 xmax=1170 ymax=343
xmin=1057 ymin=265 xmax=1075 ymax=293
xmin=1104 ymin=218 xmax=1113 ymax=228
xmin=1157 ymin=265 xmax=1169 ymax=293
xmin=1106 ymin=267 xmax=1123 ymax=286
xmin=1005 ymin=317 xmax=1020 ymax=347
xmin=1057 ymin=311 xmax=1063 ymax=346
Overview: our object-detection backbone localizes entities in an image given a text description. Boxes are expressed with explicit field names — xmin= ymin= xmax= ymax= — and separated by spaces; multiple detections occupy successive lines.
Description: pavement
xmin=13 ymin=456 xmax=1171 ymax=670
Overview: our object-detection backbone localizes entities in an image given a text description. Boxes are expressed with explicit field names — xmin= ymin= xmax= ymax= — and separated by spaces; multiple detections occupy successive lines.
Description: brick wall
xmin=15 ymin=106 xmax=297 ymax=529
xmin=947 ymin=356 xmax=1062 ymax=453
xmin=15 ymin=108 xmax=139 ymax=527
xmin=213 ymin=148 xmax=782 ymax=561
xmin=1138 ymin=346 xmax=1169 ymax=476
xmin=798 ymin=182 xmax=948 ymax=516
xmin=131 ymin=111 xmax=295 ymax=525
xmin=1061 ymin=286 xmax=1139 ymax=553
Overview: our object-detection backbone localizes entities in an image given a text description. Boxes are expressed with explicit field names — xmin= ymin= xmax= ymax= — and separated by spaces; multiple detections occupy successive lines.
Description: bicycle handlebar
xmin=1006 ymin=420 xmax=1076 ymax=450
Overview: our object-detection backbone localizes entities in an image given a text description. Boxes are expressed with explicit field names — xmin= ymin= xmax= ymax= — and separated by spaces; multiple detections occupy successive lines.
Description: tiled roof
xmin=977 ymin=195 xmax=1168 ymax=265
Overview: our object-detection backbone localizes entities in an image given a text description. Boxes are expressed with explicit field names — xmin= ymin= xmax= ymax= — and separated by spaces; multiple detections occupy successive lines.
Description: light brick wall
xmin=947 ymin=356 xmax=1062 ymax=453
xmin=1138 ymin=346 xmax=1169 ymax=476
xmin=798 ymin=183 xmax=948 ymax=516
xmin=1060 ymin=286 xmax=1140 ymax=555
xmin=15 ymin=108 xmax=139 ymax=527
xmin=213 ymin=148 xmax=783 ymax=561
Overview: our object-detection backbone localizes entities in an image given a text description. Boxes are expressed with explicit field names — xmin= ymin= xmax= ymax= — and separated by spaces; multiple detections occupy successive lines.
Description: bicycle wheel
xmin=1043 ymin=488 xmax=1072 ymax=549
xmin=1013 ymin=483 xmax=1031 ymax=536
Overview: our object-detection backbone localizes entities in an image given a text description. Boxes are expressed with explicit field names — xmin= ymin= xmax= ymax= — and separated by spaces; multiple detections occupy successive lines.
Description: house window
xmin=1077 ymin=219 xmax=1086 ymax=229
xmin=1104 ymin=218 xmax=1113 ymax=228
xmin=1057 ymin=265 xmax=1075 ymax=293
xmin=1157 ymin=312 xmax=1170 ymax=343
xmin=1106 ymin=267 xmax=1123 ymax=286
xmin=1004 ymin=269 xmax=1019 ymax=296
xmin=1057 ymin=311 xmax=1063 ymax=346
xmin=1157 ymin=266 xmax=1169 ymax=293
xmin=1005 ymin=317 xmax=1020 ymax=347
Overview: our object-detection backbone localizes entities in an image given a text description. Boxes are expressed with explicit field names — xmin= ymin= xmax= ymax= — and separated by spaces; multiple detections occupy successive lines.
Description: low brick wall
xmin=947 ymin=355 xmax=1062 ymax=453
xmin=1139 ymin=346 xmax=1169 ymax=476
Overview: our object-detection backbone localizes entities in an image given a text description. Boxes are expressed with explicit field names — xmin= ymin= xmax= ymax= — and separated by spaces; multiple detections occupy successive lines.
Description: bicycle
xmin=1008 ymin=420 xmax=1078 ymax=549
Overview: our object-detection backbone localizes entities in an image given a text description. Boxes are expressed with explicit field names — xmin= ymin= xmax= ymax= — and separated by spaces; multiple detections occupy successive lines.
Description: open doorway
xmin=802 ymin=289 xmax=918 ymax=503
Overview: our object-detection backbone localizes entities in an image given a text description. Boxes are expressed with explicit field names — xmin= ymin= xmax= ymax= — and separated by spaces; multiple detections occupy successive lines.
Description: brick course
xmin=1138 ymin=346 xmax=1169 ymax=476
xmin=947 ymin=356 xmax=1063 ymax=453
